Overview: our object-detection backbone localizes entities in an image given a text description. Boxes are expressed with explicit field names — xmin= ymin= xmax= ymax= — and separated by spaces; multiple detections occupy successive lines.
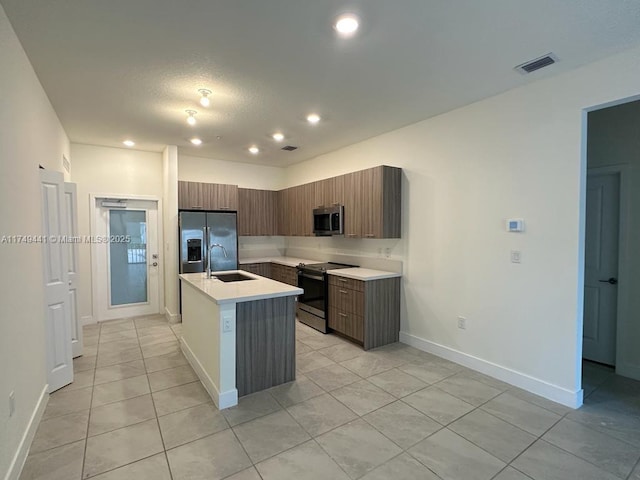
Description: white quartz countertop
xmin=328 ymin=268 xmax=402 ymax=281
xmin=239 ymin=256 xmax=315 ymax=267
xmin=179 ymin=271 xmax=303 ymax=305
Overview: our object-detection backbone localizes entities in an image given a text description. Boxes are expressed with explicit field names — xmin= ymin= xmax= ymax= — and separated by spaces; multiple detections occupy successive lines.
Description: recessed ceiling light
xmin=272 ymin=132 xmax=285 ymax=142
xmin=186 ymin=110 xmax=197 ymax=126
xmin=248 ymin=146 xmax=260 ymax=155
xmin=190 ymin=138 xmax=202 ymax=146
xmin=123 ymin=140 xmax=135 ymax=147
xmin=334 ymin=13 xmax=359 ymax=36
xmin=307 ymin=113 xmax=321 ymax=124
xmin=198 ymin=89 xmax=212 ymax=107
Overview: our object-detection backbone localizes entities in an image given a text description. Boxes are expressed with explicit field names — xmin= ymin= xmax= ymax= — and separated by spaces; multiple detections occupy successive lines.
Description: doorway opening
xmin=582 ymin=98 xmax=639 ymax=384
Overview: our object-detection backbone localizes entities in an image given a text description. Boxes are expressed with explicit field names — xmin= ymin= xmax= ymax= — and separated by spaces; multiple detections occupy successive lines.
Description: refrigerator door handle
xmin=203 ymin=226 xmax=209 ymax=275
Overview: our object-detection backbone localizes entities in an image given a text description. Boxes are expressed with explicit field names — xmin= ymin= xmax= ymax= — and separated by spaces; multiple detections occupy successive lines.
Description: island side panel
xmin=236 ymin=296 xmax=296 ymax=397
xmin=181 ymin=280 xmax=237 ymax=408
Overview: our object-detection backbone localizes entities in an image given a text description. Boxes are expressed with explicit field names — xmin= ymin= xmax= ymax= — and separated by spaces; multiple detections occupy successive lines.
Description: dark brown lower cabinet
xmin=270 ymin=263 xmax=298 ymax=286
xmin=328 ymin=275 xmax=400 ymax=350
xmin=241 ymin=262 xmax=272 ymax=278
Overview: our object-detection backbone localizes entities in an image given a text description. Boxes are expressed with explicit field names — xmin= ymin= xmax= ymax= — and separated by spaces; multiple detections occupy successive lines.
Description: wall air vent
xmin=515 ymin=53 xmax=558 ymax=74
xmin=281 ymin=145 xmax=298 ymax=151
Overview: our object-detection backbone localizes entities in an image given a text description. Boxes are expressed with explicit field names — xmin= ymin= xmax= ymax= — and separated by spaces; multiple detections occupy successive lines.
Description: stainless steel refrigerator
xmin=179 ymin=211 xmax=238 ymax=274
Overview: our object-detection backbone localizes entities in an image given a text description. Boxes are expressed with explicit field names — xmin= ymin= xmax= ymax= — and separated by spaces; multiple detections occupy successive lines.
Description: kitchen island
xmin=179 ymin=271 xmax=302 ymax=409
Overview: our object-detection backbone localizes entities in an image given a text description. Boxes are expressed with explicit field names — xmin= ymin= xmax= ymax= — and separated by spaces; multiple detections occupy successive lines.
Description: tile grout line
xmin=134 ymin=318 xmax=176 ymax=480
xmin=80 ymin=321 xmax=102 ymax=480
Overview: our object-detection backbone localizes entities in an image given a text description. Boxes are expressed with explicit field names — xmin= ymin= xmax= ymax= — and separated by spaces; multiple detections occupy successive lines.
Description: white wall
xmin=70 ymin=144 xmax=163 ymax=322
xmin=285 ymin=44 xmax=640 ymax=406
xmin=587 ymin=100 xmax=640 ymax=379
xmin=179 ymin=154 xmax=286 ymax=190
xmin=0 ymin=5 xmax=70 ymax=478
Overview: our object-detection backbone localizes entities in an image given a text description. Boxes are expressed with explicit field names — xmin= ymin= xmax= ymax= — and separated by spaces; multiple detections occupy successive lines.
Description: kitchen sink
xmin=212 ymin=272 xmax=256 ymax=283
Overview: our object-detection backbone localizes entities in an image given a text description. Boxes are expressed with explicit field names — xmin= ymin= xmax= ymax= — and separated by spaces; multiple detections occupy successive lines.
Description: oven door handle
xmin=298 ymin=272 xmax=325 ymax=282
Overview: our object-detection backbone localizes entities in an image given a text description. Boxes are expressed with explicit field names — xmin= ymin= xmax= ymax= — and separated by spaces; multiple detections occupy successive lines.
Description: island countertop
xmin=179 ymin=271 xmax=303 ymax=305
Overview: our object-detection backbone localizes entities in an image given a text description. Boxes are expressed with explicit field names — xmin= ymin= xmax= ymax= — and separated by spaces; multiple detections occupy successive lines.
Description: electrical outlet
xmin=9 ymin=391 xmax=15 ymax=417
xmin=223 ymin=317 xmax=232 ymax=333
xmin=457 ymin=316 xmax=467 ymax=330
xmin=385 ymin=247 xmax=391 ymax=258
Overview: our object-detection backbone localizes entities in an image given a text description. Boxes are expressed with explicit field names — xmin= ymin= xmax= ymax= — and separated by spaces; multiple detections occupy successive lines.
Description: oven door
xmin=297 ymin=271 xmax=326 ymax=318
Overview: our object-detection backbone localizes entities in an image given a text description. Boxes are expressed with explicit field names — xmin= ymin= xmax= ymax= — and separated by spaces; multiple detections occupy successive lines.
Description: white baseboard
xmin=4 ymin=385 xmax=49 ymax=480
xmin=81 ymin=315 xmax=95 ymax=326
xmin=164 ymin=307 xmax=181 ymax=325
xmin=180 ymin=338 xmax=237 ymax=409
xmin=400 ymin=332 xmax=583 ymax=409
xmin=616 ymin=363 xmax=640 ymax=382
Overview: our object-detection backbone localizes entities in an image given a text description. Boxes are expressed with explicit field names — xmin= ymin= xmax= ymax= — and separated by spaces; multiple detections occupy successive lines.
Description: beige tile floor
xmin=20 ymin=314 xmax=640 ymax=480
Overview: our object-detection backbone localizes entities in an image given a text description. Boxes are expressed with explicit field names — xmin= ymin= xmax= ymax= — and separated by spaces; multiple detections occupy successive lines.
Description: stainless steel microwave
xmin=313 ymin=205 xmax=344 ymax=236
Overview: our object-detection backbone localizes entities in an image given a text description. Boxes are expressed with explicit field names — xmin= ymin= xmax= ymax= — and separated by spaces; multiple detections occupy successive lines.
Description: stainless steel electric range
xmin=296 ymin=262 xmax=355 ymax=333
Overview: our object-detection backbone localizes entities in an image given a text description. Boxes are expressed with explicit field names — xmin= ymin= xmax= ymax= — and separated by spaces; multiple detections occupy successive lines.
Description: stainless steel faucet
xmin=206 ymin=243 xmax=228 ymax=278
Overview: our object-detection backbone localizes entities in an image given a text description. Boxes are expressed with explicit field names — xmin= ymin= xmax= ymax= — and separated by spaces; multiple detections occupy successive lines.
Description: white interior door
xmin=65 ymin=182 xmax=82 ymax=358
xmin=583 ymin=172 xmax=620 ymax=365
xmin=94 ymin=199 xmax=160 ymax=320
xmin=41 ymin=170 xmax=73 ymax=392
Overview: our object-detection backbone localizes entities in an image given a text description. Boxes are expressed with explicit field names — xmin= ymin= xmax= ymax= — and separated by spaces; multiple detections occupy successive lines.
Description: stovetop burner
xmin=297 ymin=262 xmax=355 ymax=273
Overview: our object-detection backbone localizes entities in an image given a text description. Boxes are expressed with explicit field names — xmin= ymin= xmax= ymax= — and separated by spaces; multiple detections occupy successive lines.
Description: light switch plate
xmin=511 ymin=250 xmax=522 ymax=263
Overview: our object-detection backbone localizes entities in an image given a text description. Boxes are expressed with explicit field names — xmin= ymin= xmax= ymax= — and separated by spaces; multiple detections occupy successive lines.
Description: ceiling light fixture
xmin=272 ymin=132 xmax=284 ymax=142
xmin=307 ymin=113 xmax=321 ymax=124
xmin=198 ymin=89 xmax=212 ymax=107
xmin=334 ymin=13 xmax=360 ymax=36
xmin=190 ymin=138 xmax=202 ymax=146
xmin=123 ymin=140 xmax=135 ymax=147
xmin=248 ymin=146 xmax=260 ymax=155
xmin=186 ymin=110 xmax=197 ymax=126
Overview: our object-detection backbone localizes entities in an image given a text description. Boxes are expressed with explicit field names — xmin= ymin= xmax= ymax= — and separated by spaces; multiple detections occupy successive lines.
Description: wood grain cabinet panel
xmin=343 ymin=171 xmax=363 ymax=238
xmin=342 ymin=166 xmax=402 ymax=239
xmin=207 ymin=183 xmax=238 ymax=211
xmin=270 ymin=263 xmax=298 ymax=286
xmin=178 ymin=181 xmax=239 ymax=211
xmin=328 ymin=276 xmax=400 ymax=350
xmin=241 ymin=262 xmax=272 ymax=277
xmin=238 ymin=188 xmax=278 ymax=236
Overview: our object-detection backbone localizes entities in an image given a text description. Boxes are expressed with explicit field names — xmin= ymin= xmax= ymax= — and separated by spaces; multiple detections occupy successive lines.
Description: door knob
xmin=598 ymin=277 xmax=618 ymax=285
xmin=150 ymin=262 xmax=158 ymax=267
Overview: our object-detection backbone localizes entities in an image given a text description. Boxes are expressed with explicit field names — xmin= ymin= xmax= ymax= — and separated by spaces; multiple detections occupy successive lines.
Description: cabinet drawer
xmin=328 ymin=285 xmax=364 ymax=315
xmin=329 ymin=307 xmax=364 ymax=342
xmin=328 ymin=274 xmax=364 ymax=292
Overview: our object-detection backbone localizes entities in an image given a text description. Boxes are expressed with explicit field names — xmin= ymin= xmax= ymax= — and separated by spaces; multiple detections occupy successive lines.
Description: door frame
xmin=89 ymin=193 xmax=164 ymax=322
xmin=584 ymin=165 xmax=630 ymax=373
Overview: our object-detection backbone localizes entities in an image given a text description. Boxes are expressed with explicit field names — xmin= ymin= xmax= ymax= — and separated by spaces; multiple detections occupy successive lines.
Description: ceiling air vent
xmin=281 ymin=145 xmax=298 ymax=151
xmin=515 ymin=53 xmax=558 ymax=74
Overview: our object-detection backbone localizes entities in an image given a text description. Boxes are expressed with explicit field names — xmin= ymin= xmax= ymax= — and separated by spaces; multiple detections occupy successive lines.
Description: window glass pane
xmin=109 ymin=210 xmax=147 ymax=306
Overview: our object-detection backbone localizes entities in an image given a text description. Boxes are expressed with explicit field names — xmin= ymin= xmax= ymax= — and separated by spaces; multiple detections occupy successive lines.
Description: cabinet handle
xmin=339 ymin=313 xmax=347 ymax=318
xmin=347 ymin=234 xmax=358 ymax=237
xmin=365 ymin=233 xmax=375 ymax=238
xmin=219 ymin=206 xmax=230 ymax=210
xmin=338 ymin=278 xmax=348 ymax=282
xmin=339 ymin=290 xmax=348 ymax=294
xmin=191 ymin=205 xmax=203 ymax=209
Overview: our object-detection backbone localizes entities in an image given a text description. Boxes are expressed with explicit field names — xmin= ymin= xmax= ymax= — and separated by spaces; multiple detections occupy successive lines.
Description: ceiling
xmin=3 ymin=0 xmax=640 ymax=167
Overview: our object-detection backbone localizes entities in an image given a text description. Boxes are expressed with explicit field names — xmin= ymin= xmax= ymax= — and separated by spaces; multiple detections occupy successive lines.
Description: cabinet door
xmin=343 ymin=171 xmax=363 ymax=238
xmin=238 ymin=188 xmax=277 ymax=236
xmin=207 ymin=184 xmax=238 ymax=211
xmin=302 ymin=183 xmax=315 ymax=236
xmin=178 ymin=181 xmax=206 ymax=210
xmin=361 ymin=167 xmax=384 ymax=238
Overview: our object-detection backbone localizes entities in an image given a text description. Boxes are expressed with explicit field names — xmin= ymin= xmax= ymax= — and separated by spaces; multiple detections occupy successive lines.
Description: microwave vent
xmin=282 ymin=145 xmax=298 ymax=151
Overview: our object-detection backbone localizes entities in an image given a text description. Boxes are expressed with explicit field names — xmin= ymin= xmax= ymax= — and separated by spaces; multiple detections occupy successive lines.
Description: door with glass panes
xmin=94 ymin=199 xmax=160 ymax=320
